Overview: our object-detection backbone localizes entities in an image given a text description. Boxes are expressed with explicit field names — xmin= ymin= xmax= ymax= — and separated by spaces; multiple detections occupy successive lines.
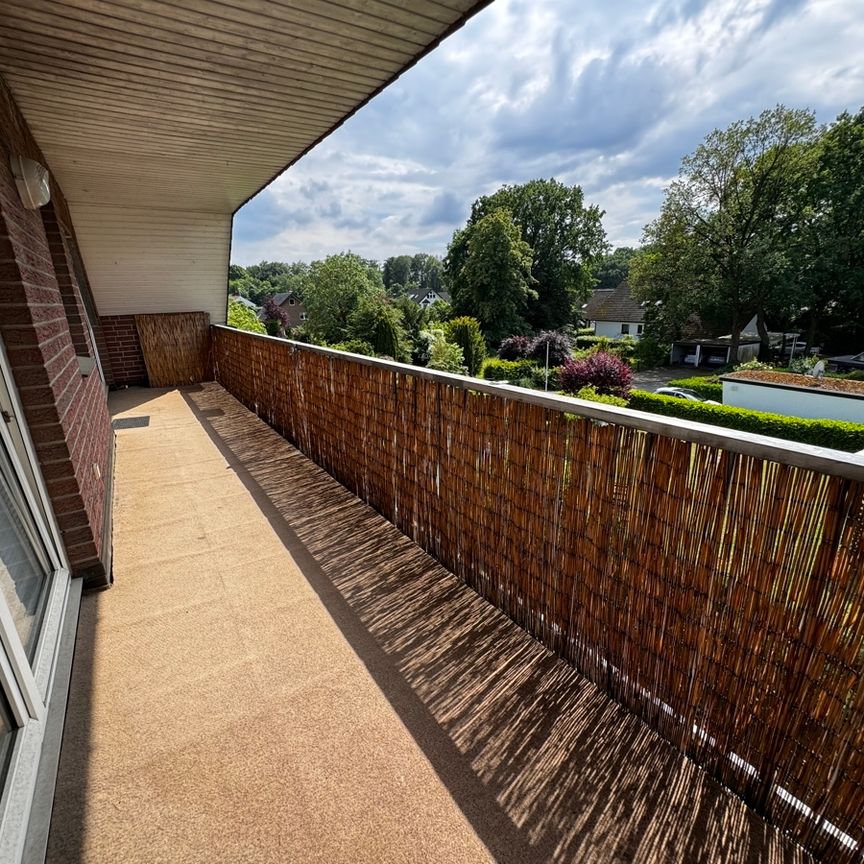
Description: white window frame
xmin=0 ymin=337 xmax=73 ymax=863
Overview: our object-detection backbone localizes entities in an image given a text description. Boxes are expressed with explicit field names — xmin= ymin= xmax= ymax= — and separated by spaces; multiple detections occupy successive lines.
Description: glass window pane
xmin=0 ymin=686 xmax=15 ymax=784
xmin=0 ymin=458 xmax=48 ymax=656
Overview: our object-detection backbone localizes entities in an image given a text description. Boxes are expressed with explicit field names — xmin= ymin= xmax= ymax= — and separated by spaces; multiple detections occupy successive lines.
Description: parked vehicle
xmin=654 ymin=387 xmax=720 ymax=405
xmin=829 ymin=351 xmax=864 ymax=371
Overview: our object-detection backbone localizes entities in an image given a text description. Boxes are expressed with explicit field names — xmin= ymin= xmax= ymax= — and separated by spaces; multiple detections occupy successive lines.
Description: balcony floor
xmin=46 ymin=383 xmax=808 ymax=863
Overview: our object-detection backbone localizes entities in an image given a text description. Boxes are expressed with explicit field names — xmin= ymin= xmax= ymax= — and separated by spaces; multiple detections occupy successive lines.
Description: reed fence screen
xmin=213 ymin=326 xmax=864 ymax=862
xmin=135 ymin=311 xmax=211 ymax=387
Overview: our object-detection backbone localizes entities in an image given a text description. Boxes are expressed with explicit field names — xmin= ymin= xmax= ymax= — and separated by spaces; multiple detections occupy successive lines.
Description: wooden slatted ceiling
xmin=0 ymin=0 xmax=488 ymax=322
xmin=0 ymin=0 xmax=486 ymax=213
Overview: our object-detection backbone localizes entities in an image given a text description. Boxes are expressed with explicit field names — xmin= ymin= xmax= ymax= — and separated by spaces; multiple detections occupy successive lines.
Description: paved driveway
xmin=631 ymin=366 xmax=706 ymax=391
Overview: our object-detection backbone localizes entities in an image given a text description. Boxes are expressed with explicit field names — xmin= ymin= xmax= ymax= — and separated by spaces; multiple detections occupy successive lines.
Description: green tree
xmin=448 ymin=208 xmax=535 ymax=343
xmin=791 ymin=108 xmax=864 ymax=351
xmin=301 ymin=253 xmax=382 ymax=343
xmin=444 ymin=316 xmax=487 ymax=376
xmin=410 ymin=253 xmax=444 ymax=294
xmin=227 ymin=298 xmax=266 ymax=334
xmin=383 ymin=255 xmax=414 ymax=295
xmin=632 ymin=106 xmax=819 ymax=356
xmin=393 ymin=296 xmax=433 ymax=364
xmin=448 ymin=179 xmax=607 ymax=330
xmin=593 ymin=247 xmax=638 ymax=291
xmin=347 ymin=293 xmax=411 ymax=362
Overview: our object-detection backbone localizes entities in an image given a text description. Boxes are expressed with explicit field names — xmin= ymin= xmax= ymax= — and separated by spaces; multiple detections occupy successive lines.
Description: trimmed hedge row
xmin=628 ymin=391 xmax=864 ymax=452
xmin=481 ymin=358 xmax=539 ymax=381
xmin=668 ymin=375 xmax=724 ymax=401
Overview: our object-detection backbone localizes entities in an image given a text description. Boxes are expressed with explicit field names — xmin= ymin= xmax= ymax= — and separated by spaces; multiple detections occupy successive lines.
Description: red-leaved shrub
xmin=560 ymin=351 xmax=632 ymax=398
xmin=527 ymin=330 xmax=573 ymax=366
xmin=498 ymin=335 xmax=532 ymax=360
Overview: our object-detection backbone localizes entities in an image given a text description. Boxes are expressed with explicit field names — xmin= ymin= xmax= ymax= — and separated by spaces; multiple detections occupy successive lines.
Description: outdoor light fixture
xmin=10 ymin=153 xmax=50 ymax=209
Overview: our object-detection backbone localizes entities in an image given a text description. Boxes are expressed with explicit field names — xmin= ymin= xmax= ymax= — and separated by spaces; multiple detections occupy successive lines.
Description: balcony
xmin=43 ymin=326 xmax=864 ymax=863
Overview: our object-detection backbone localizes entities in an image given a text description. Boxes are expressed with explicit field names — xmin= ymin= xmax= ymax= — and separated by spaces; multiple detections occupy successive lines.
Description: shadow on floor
xmin=178 ymin=383 xmax=807 ymax=864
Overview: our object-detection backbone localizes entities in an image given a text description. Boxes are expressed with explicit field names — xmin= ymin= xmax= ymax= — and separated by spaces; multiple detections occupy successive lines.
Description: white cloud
xmin=231 ymin=0 xmax=864 ymax=265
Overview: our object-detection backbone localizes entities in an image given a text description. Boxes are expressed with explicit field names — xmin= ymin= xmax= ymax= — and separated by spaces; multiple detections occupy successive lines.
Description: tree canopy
xmin=593 ymin=247 xmax=638 ymax=291
xmin=631 ymin=106 xmax=820 ymax=354
xmin=447 ymin=179 xmax=607 ymax=332
xmin=301 ymin=253 xmax=383 ymax=343
xmin=448 ymin=208 xmax=535 ymax=344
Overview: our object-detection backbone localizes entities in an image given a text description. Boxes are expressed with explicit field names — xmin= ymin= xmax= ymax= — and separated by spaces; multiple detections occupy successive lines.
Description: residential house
xmin=583 ymin=281 xmax=644 ymax=339
xmin=409 ymin=288 xmax=450 ymax=308
xmin=267 ymin=291 xmax=307 ymax=328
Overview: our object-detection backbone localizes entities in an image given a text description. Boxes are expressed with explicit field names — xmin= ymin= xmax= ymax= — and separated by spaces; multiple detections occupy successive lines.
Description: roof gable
xmin=584 ymin=281 xmax=644 ymax=323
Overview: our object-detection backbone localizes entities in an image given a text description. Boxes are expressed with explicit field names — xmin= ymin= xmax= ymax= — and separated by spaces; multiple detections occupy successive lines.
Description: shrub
xmin=627 ymin=391 xmax=864 ymax=452
xmin=667 ymin=375 xmax=723 ymax=401
xmin=261 ymin=296 xmax=290 ymax=336
xmin=576 ymin=327 xmax=594 ymax=336
xmin=526 ymin=330 xmax=573 ymax=366
xmin=424 ymin=328 xmax=466 ymax=374
xmin=481 ymin=358 xmax=538 ymax=381
xmin=328 ymin=339 xmax=375 ymax=357
xmin=633 ymin=335 xmax=669 ymax=370
xmin=574 ymin=335 xmax=613 ymax=351
xmin=227 ymin=299 xmax=265 ymax=335
xmin=734 ymin=358 xmax=774 ymax=372
xmin=527 ymin=364 xmax=561 ymax=391
xmin=573 ymin=334 xmax=635 ymax=361
xmin=498 ymin=335 xmax=532 ymax=360
xmin=445 ymin=316 xmax=487 ymax=376
xmin=560 ymin=351 xmax=633 ymax=398
xmin=788 ymin=354 xmax=818 ymax=374
xmin=573 ymin=385 xmax=628 ymax=407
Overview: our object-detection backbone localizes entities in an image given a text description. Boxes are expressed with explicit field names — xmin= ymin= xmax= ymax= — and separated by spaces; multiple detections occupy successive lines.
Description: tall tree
xmin=791 ymin=108 xmax=864 ymax=351
xmin=410 ymin=253 xmax=444 ymax=294
xmin=447 ymin=208 xmax=535 ymax=344
xmin=382 ymin=255 xmax=413 ymax=295
xmin=593 ymin=247 xmax=638 ymax=290
xmin=447 ymin=179 xmax=607 ymax=330
xmin=632 ymin=106 xmax=819 ymax=356
xmin=348 ymin=293 xmax=411 ymax=362
xmin=445 ymin=316 xmax=487 ymax=376
xmin=301 ymin=253 xmax=382 ymax=343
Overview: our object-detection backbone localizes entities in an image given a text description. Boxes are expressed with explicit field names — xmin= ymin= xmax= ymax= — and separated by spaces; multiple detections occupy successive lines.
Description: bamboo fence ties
xmin=211 ymin=326 xmax=864 ymax=864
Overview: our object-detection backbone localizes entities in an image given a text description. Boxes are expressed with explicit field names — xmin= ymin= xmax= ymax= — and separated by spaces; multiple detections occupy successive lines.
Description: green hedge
xmin=574 ymin=335 xmax=636 ymax=360
xmin=481 ymin=358 xmax=539 ymax=381
xmin=667 ymin=375 xmax=724 ymax=401
xmin=628 ymin=391 xmax=864 ymax=452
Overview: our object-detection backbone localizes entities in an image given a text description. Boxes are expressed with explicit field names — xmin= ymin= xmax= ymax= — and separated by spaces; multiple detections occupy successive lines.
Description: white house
xmin=583 ymin=281 xmax=644 ymax=339
xmin=409 ymin=288 xmax=450 ymax=308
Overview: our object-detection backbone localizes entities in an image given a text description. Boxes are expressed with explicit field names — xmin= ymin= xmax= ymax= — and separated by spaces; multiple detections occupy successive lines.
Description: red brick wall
xmin=100 ymin=314 xmax=148 ymax=387
xmin=0 ymin=75 xmax=113 ymax=587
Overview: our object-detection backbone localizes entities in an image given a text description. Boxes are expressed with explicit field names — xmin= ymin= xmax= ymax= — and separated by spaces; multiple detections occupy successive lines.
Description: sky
xmin=230 ymin=0 xmax=864 ymax=266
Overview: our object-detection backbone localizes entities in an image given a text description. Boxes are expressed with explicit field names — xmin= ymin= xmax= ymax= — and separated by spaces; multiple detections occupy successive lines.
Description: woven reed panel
xmin=135 ymin=312 xmax=212 ymax=387
xmin=213 ymin=328 xmax=864 ymax=862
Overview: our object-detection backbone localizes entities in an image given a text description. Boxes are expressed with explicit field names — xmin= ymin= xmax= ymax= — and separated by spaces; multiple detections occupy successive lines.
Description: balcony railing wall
xmin=213 ymin=325 xmax=864 ymax=862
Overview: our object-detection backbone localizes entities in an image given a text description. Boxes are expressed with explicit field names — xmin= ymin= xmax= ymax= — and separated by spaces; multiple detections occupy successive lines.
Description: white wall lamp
xmin=10 ymin=154 xmax=51 ymax=209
